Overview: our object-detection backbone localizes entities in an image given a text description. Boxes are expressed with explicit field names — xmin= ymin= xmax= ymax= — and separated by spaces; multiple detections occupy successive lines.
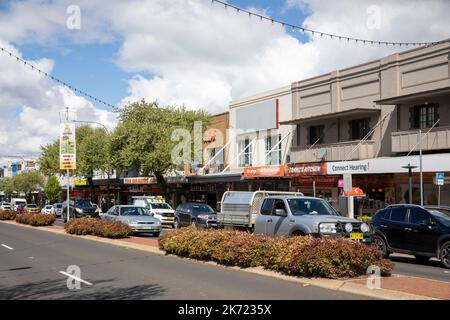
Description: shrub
xmin=159 ymin=228 xmax=394 ymax=279
xmin=15 ymin=213 xmax=56 ymax=226
xmin=0 ymin=210 xmax=17 ymax=220
xmin=64 ymin=218 xmax=132 ymax=239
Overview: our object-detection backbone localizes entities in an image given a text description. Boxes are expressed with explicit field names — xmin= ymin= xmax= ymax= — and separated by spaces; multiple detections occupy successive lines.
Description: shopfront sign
xmin=287 ymin=163 xmax=327 ymax=176
xmin=243 ymin=165 xmax=286 ymax=178
xmin=123 ymin=177 xmax=157 ymax=184
xmin=73 ymin=179 xmax=87 ymax=186
xmin=59 ymin=123 xmax=76 ymax=170
xmin=292 ymin=176 xmax=339 ymax=188
xmin=327 ymin=161 xmax=370 ymax=175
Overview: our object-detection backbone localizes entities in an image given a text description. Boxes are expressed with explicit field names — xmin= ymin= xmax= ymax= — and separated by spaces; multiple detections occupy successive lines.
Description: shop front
xmin=243 ymin=165 xmax=290 ymax=192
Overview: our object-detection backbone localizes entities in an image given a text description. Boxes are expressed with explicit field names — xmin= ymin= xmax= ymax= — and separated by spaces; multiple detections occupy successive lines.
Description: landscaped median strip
xmin=0 ymin=220 xmax=444 ymax=300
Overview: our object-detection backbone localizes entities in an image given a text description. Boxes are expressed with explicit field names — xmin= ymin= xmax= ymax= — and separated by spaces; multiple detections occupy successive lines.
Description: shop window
xmin=238 ymin=137 xmax=252 ymax=168
xmin=309 ymin=125 xmax=324 ymax=145
xmin=412 ymin=104 xmax=439 ymax=129
xmin=265 ymin=134 xmax=282 ymax=166
xmin=351 ymin=118 xmax=370 ymax=140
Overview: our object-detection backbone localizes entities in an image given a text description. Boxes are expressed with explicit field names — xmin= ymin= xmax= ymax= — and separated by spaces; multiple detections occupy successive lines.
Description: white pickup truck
xmin=217 ymin=191 xmax=373 ymax=242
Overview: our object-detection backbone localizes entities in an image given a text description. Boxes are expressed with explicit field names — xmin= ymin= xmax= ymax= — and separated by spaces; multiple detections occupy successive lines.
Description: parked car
xmin=0 ymin=202 xmax=11 ymax=210
xmin=174 ymin=203 xmax=217 ymax=229
xmin=372 ymin=204 xmax=450 ymax=268
xmin=217 ymin=191 xmax=373 ymax=242
xmin=132 ymin=196 xmax=175 ymax=228
xmin=11 ymin=198 xmax=27 ymax=211
xmin=102 ymin=205 xmax=162 ymax=236
xmin=62 ymin=199 xmax=99 ymax=222
xmin=52 ymin=203 xmax=63 ymax=217
xmin=25 ymin=204 xmax=40 ymax=214
xmin=41 ymin=205 xmax=54 ymax=215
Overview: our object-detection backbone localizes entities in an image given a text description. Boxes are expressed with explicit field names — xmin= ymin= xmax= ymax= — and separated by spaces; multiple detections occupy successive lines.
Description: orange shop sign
xmin=287 ymin=163 xmax=327 ymax=176
xmin=243 ymin=165 xmax=286 ymax=178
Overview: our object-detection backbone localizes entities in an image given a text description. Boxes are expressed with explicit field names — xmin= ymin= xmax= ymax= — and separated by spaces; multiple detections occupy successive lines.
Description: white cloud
xmin=0 ymin=0 xmax=449 ymax=162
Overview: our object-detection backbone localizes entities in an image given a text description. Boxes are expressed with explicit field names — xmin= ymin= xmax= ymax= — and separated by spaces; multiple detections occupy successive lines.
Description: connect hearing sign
xmin=59 ymin=123 xmax=76 ymax=170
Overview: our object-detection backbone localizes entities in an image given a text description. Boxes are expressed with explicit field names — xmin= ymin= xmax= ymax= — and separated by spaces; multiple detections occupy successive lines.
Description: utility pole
xmin=419 ymin=129 xmax=423 ymax=206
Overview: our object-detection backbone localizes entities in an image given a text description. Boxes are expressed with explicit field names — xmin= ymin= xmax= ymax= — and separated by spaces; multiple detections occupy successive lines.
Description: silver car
xmin=102 ymin=205 xmax=162 ymax=236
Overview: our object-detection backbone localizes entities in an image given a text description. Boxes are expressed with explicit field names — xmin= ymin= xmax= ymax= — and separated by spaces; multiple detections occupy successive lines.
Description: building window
xmin=206 ymin=147 xmax=224 ymax=173
xmin=265 ymin=134 xmax=282 ymax=165
xmin=238 ymin=137 xmax=252 ymax=167
xmin=413 ymin=104 xmax=438 ymax=129
xmin=309 ymin=125 xmax=324 ymax=145
xmin=351 ymin=118 xmax=370 ymax=140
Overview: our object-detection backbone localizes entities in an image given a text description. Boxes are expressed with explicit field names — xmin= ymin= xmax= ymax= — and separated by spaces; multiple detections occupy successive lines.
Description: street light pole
xmin=402 ymin=164 xmax=417 ymax=204
xmin=419 ymin=129 xmax=423 ymax=206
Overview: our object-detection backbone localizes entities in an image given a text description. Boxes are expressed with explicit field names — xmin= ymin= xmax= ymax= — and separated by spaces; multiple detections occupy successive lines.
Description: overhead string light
xmin=0 ymin=46 xmax=116 ymax=109
xmin=210 ymin=0 xmax=439 ymax=48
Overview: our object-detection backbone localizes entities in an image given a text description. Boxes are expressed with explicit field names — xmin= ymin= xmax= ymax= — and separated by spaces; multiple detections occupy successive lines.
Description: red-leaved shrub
xmin=159 ymin=227 xmax=394 ymax=279
xmin=15 ymin=213 xmax=56 ymax=226
xmin=0 ymin=210 xmax=17 ymax=220
xmin=64 ymin=218 xmax=131 ymax=239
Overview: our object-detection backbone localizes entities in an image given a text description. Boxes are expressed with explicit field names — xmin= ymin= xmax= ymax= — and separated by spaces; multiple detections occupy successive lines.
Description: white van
xmin=132 ymin=196 xmax=175 ymax=228
xmin=11 ymin=198 xmax=27 ymax=211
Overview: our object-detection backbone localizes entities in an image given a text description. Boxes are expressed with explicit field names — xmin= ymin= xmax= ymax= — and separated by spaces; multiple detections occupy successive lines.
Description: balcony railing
xmin=392 ymin=126 xmax=450 ymax=153
xmin=290 ymin=140 xmax=376 ymax=163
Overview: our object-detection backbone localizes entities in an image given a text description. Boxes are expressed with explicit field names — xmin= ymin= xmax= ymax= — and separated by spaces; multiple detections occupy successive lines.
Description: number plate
xmin=166 ymin=217 xmax=174 ymax=221
xmin=350 ymin=233 xmax=364 ymax=240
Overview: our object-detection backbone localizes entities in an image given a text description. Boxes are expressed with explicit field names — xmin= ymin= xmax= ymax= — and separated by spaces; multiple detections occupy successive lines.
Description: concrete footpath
xmin=2 ymin=220 xmax=449 ymax=300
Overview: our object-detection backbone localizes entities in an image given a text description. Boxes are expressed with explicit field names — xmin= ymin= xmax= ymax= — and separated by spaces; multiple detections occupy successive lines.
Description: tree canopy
xmin=44 ymin=175 xmax=61 ymax=204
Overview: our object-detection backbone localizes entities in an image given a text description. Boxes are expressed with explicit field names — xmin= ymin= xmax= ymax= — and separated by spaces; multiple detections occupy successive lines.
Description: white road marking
xmin=445 ymin=271 xmax=450 ymax=274
xmin=1 ymin=244 xmax=13 ymax=250
xmin=59 ymin=271 xmax=93 ymax=286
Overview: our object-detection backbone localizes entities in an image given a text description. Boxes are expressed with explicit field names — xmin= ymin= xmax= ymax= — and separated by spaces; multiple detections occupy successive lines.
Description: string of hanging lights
xmin=0 ymin=46 xmax=116 ymax=109
xmin=210 ymin=0 xmax=440 ymax=48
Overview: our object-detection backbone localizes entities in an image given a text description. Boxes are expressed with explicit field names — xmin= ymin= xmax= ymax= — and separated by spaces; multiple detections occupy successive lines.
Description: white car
xmin=132 ymin=196 xmax=175 ymax=228
xmin=0 ymin=202 xmax=12 ymax=210
xmin=41 ymin=205 xmax=54 ymax=215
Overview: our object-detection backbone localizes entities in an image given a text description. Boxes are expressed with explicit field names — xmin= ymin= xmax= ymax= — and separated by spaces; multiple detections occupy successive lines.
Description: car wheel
xmin=174 ymin=218 xmax=180 ymax=229
xmin=439 ymin=241 xmax=450 ymax=269
xmin=373 ymin=234 xmax=390 ymax=258
xmin=414 ymin=255 xmax=431 ymax=263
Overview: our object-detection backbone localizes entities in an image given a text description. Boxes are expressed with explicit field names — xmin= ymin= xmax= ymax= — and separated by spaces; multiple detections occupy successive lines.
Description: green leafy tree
xmin=0 ymin=177 xmax=16 ymax=199
xmin=110 ymin=100 xmax=210 ymax=193
xmin=44 ymin=175 xmax=61 ymax=204
xmin=14 ymin=170 xmax=45 ymax=198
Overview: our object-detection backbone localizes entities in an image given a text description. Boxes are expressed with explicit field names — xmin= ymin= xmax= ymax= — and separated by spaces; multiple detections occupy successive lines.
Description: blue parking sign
xmin=436 ymin=172 xmax=445 ymax=186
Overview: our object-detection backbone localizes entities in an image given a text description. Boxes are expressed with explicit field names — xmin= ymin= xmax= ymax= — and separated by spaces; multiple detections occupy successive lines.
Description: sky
xmin=0 ymin=0 xmax=449 ymax=164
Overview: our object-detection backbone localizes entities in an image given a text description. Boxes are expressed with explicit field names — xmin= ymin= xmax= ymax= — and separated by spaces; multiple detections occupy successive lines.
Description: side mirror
xmin=275 ymin=209 xmax=287 ymax=216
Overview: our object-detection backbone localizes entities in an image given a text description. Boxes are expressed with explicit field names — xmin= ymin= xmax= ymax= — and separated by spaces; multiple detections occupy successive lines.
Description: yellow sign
xmin=73 ymin=179 xmax=87 ymax=186
xmin=59 ymin=123 xmax=76 ymax=170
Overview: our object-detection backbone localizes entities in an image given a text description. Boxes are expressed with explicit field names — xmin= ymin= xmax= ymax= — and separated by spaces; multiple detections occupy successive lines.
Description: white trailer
xmin=217 ymin=191 xmax=303 ymax=231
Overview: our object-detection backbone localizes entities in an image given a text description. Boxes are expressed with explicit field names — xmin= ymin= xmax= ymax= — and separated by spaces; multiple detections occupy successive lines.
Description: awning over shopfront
xmin=187 ymin=172 xmax=243 ymax=184
xmin=280 ymin=108 xmax=380 ymax=125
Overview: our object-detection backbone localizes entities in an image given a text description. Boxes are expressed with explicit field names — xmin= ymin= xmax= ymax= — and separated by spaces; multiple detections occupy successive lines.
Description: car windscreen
xmin=75 ymin=200 xmax=93 ymax=207
xmin=56 ymin=204 xmax=62 ymax=208
xmin=45 ymin=206 xmax=53 ymax=209
xmin=429 ymin=209 xmax=450 ymax=226
xmin=27 ymin=204 xmax=38 ymax=208
xmin=287 ymin=198 xmax=338 ymax=216
xmin=192 ymin=204 xmax=214 ymax=213
xmin=120 ymin=207 xmax=151 ymax=216
xmin=151 ymin=202 xmax=172 ymax=210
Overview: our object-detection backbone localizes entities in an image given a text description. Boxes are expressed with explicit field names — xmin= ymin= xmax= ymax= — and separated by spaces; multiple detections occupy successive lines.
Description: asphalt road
xmin=52 ymin=218 xmax=450 ymax=283
xmin=0 ymin=222 xmax=368 ymax=300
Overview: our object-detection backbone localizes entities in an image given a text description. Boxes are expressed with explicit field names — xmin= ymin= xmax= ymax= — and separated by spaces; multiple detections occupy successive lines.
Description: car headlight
xmin=319 ymin=223 xmax=337 ymax=233
xmin=360 ymin=223 xmax=370 ymax=233
xmin=197 ymin=214 xmax=209 ymax=220
xmin=344 ymin=223 xmax=353 ymax=233
xmin=75 ymin=208 xmax=82 ymax=213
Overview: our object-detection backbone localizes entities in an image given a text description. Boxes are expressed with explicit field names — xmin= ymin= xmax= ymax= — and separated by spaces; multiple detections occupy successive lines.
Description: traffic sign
xmin=436 ymin=172 xmax=445 ymax=186
xmin=343 ymin=173 xmax=352 ymax=192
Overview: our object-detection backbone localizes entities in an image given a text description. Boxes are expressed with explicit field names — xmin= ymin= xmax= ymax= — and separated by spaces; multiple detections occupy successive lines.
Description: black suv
xmin=62 ymin=199 xmax=99 ymax=222
xmin=174 ymin=203 xmax=217 ymax=229
xmin=372 ymin=204 xmax=450 ymax=268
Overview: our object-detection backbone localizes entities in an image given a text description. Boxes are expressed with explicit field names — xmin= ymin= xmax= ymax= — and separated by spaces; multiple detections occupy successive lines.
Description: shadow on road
xmin=389 ymin=255 xmax=443 ymax=268
xmin=0 ymin=278 xmax=167 ymax=300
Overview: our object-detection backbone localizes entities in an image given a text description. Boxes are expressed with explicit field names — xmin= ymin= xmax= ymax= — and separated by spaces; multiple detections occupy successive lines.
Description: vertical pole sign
xmin=343 ymin=173 xmax=353 ymax=218
xmin=60 ymin=123 xmax=76 ymax=221
xmin=435 ymin=172 xmax=444 ymax=207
